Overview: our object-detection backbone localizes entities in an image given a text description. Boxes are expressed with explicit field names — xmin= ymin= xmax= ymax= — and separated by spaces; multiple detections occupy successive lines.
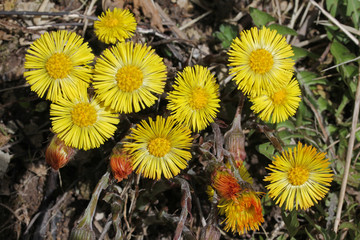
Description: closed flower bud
xmin=45 ymin=134 xmax=77 ymax=170
xmin=110 ymin=145 xmax=133 ymax=182
xmin=70 ymin=225 xmax=96 ymax=240
xmin=224 ymin=112 xmax=246 ymax=163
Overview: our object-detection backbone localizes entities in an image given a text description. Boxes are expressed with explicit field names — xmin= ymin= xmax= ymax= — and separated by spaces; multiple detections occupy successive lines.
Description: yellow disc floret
xmin=148 ymin=137 xmax=171 ymax=157
xmin=46 ymin=53 xmax=73 ymax=79
xmin=272 ymin=89 xmax=287 ymax=105
xmin=71 ymin=103 xmax=97 ymax=127
xmin=116 ymin=65 xmax=143 ymax=92
xmin=103 ymin=18 xmax=119 ymax=28
xmin=189 ymin=87 xmax=209 ymax=110
xmin=249 ymin=49 xmax=274 ymax=74
xmin=287 ymin=166 xmax=310 ymax=186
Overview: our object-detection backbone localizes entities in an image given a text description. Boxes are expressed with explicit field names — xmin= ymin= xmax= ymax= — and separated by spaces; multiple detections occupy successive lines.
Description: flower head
xmin=24 ymin=30 xmax=94 ymax=102
xmin=218 ymin=190 xmax=264 ymax=235
xmin=212 ymin=169 xmax=242 ymax=201
xmin=45 ymin=134 xmax=77 ymax=170
xmin=264 ymin=142 xmax=333 ymax=210
xmin=110 ymin=145 xmax=133 ymax=182
xmin=50 ymin=93 xmax=120 ymax=151
xmin=124 ymin=116 xmax=193 ymax=180
xmin=228 ymin=26 xmax=294 ymax=97
xmin=250 ymin=78 xmax=301 ymax=123
xmin=93 ymin=42 xmax=167 ymax=113
xmin=94 ymin=8 xmax=137 ymax=44
xmin=167 ymin=65 xmax=220 ymax=132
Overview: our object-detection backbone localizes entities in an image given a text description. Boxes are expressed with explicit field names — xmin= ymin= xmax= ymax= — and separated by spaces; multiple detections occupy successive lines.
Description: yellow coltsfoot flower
xmin=218 ymin=190 xmax=264 ymax=235
xmin=228 ymin=26 xmax=295 ymax=97
xmin=50 ymin=93 xmax=120 ymax=151
xmin=93 ymin=42 xmax=167 ymax=113
xmin=94 ymin=8 xmax=137 ymax=44
xmin=264 ymin=142 xmax=333 ymax=210
xmin=167 ymin=65 xmax=220 ymax=132
xmin=124 ymin=116 xmax=193 ymax=180
xmin=250 ymin=78 xmax=301 ymax=123
xmin=24 ymin=30 xmax=94 ymax=102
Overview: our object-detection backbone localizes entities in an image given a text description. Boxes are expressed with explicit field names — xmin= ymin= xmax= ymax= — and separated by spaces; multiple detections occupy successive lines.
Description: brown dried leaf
xmin=133 ymin=0 xmax=164 ymax=32
xmin=102 ymin=0 xmax=125 ymax=12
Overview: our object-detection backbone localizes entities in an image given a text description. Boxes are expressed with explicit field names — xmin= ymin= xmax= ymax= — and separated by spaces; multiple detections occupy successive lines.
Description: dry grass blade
xmin=334 ymin=68 xmax=360 ymax=233
xmin=309 ymin=0 xmax=359 ymax=45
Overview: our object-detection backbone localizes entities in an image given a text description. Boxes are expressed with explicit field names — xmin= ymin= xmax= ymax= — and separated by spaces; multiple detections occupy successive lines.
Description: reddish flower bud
xmin=45 ymin=135 xmax=77 ymax=170
xmin=110 ymin=145 xmax=133 ymax=182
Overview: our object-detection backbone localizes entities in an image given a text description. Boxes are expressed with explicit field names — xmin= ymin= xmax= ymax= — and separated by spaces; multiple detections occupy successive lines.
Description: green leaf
xmin=326 ymin=0 xmax=339 ymax=17
xmin=317 ymin=97 xmax=330 ymax=113
xmin=213 ymin=24 xmax=238 ymax=48
xmin=335 ymin=94 xmax=350 ymax=122
xmin=268 ymin=24 xmax=297 ymax=35
xmin=291 ymin=46 xmax=309 ymax=61
xmin=276 ymin=120 xmax=295 ymax=131
xmin=339 ymin=222 xmax=359 ymax=231
xmin=282 ymin=210 xmax=300 ymax=237
xmin=325 ymin=25 xmax=350 ymax=43
xmin=330 ymin=41 xmax=358 ymax=79
xmin=35 ymin=101 xmax=48 ymax=112
xmin=305 ymin=228 xmax=317 ymax=240
xmin=297 ymin=71 xmax=325 ymax=86
xmin=257 ymin=142 xmax=275 ymax=160
xmin=347 ymin=0 xmax=360 ymax=28
xmin=249 ymin=7 xmax=276 ymax=27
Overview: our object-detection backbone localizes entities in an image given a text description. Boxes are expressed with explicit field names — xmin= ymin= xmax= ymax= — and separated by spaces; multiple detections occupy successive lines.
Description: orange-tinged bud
xmin=45 ymin=135 xmax=77 ymax=170
xmin=212 ymin=168 xmax=241 ymax=201
xmin=224 ymin=112 xmax=246 ymax=162
xmin=110 ymin=145 xmax=133 ymax=182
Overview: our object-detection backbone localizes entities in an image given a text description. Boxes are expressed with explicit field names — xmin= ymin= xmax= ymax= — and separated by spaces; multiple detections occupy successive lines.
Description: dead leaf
xmin=102 ymin=0 xmax=125 ymax=11
xmin=0 ymin=150 xmax=12 ymax=178
xmin=134 ymin=0 xmax=164 ymax=32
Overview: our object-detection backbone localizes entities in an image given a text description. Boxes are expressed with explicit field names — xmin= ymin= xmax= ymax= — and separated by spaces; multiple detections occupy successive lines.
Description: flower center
xmin=148 ymin=137 xmax=171 ymax=157
xmin=46 ymin=53 xmax=72 ymax=79
xmin=104 ymin=17 xmax=119 ymax=27
xmin=189 ymin=87 xmax=208 ymax=110
xmin=116 ymin=65 xmax=143 ymax=92
xmin=71 ymin=103 xmax=97 ymax=127
xmin=287 ymin=166 xmax=310 ymax=186
xmin=249 ymin=49 xmax=274 ymax=74
xmin=272 ymin=89 xmax=287 ymax=105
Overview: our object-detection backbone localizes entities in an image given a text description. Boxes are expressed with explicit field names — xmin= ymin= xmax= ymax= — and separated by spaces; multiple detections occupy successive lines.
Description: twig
xmin=287 ymin=0 xmax=304 ymax=42
xmin=26 ymin=22 xmax=93 ymax=30
xmin=173 ymin=178 xmax=193 ymax=240
xmin=211 ymin=122 xmax=224 ymax=161
xmin=155 ymin=2 xmax=187 ymax=39
xmin=334 ymin=68 xmax=360 ymax=232
xmin=82 ymin=0 xmax=97 ymax=37
xmin=33 ymin=0 xmax=50 ymax=26
xmin=0 ymin=203 xmax=22 ymax=222
xmin=309 ymin=0 xmax=359 ymax=45
xmin=179 ymin=10 xmax=212 ymax=31
xmin=322 ymin=56 xmax=360 ymax=72
xmin=0 ymin=11 xmax=96 ymax=20
xmin=317 ymin=21 xmax=360 ymax=37
xmin=0 ymin=84 xmax=29 ymax=93
xmin=274 ymin=0 xmax=282 ymax=25
xmin=299 ymin=1 xmax=311 ymax=27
